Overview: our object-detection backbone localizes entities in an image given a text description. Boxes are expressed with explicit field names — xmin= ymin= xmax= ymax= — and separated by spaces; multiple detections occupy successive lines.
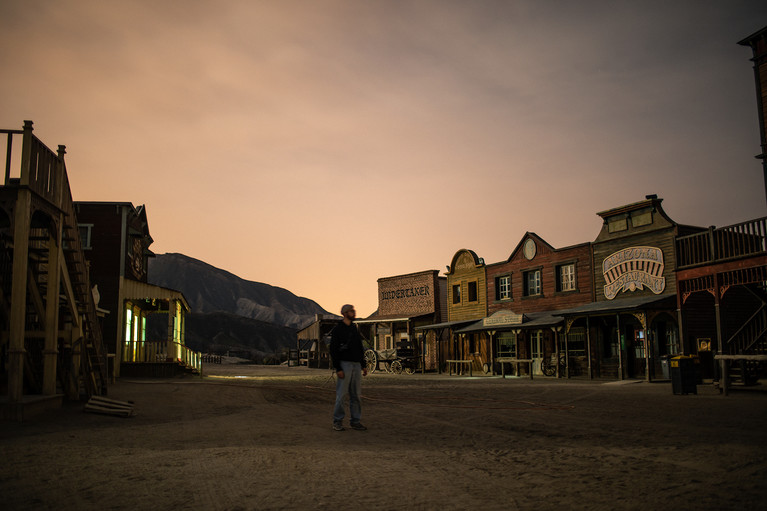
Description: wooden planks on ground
xmin=84 ymin=395 xmax=135 ymax=418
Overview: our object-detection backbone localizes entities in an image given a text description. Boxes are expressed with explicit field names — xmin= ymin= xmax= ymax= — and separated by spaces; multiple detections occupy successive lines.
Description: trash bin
xmin=660 ymin=355 xmax=670 ymax=379
xmin=670 ymin=356 xmax=697 ymax=395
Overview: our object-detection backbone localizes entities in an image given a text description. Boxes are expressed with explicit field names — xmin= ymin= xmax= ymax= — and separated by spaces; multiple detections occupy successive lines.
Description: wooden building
xmin=358 ymin=270 xmax=446 ymax=372
xmin=295 ymin=314 xmax=338 ymax=369
xmin=74 ymin=202 xmax=198 ymax=378
xmin=1 ymin=121 xmax=107 ymax=419
xmin=738 ymin=26 xmax=767 ymax=205
xmin=436 ymin=250 xmax=489 ymax=374
xmin=459 ymin=233 xmax=593 ymax=377
xmin=675 ymin=217 xmax=767 ymax=390
xmin=558 ymin=196 xmax=704 ymax=380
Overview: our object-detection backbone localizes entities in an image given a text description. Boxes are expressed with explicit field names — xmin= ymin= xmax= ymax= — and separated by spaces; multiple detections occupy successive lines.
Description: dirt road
xmin=2 ymin=365 xmax=765 ymax=510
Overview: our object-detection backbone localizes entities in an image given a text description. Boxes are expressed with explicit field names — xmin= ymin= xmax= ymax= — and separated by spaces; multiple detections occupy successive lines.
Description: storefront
xmin=557 ymin=196 xmax=696 ymax=380
xmin=357 ymin=270 xmax=446 ymax=372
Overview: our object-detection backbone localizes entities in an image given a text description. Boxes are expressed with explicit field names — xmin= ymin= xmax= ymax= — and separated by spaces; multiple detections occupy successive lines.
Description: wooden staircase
xmin=1 ymin=121 xmax=108 ymax=415
xmin=721 ymin=285 xmax=767 ymax=386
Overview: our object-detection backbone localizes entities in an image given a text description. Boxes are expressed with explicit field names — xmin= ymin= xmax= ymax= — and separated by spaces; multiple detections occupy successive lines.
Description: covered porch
xmin=115 ymin=277 xmax=201 ymax=378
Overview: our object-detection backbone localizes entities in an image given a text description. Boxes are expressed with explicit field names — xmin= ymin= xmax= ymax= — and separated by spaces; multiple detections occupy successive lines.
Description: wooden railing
xmin=123 ymin=340 xmax=203 ymax=374
xmin=722 ymin=304 xmax=767 ymax=356
xmin=676 ymin=217 xmax=767 ymax=269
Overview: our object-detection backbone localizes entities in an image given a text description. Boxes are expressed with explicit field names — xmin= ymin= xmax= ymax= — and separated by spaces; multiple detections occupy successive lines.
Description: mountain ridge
xmin=148 ymin=252 xmax=333 ymax=330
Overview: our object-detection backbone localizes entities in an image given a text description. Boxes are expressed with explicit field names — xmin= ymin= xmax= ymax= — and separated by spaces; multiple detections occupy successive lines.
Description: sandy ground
xmin=2 ymin=364 xmax=766 ymax=511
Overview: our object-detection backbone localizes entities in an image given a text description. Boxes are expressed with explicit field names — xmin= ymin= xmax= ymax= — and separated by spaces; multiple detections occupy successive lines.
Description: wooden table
xmin=446 ymin=359 xmax=472 ymax=376
xmin=495 ymin=357 xmax=534 ymax=379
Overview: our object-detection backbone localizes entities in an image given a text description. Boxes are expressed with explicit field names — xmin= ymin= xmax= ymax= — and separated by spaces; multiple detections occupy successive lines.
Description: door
xmin=530 ymin=330 xmax=543 ymax=375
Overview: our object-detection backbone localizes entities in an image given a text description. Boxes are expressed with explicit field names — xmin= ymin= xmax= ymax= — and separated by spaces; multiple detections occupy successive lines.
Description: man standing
xmin=330 ymin=304 xmax=367 ymax=431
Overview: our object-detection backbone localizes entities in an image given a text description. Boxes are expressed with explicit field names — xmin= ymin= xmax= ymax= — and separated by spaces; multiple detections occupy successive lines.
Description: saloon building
xmin=556 ymin=196 xmax=705 ymax=380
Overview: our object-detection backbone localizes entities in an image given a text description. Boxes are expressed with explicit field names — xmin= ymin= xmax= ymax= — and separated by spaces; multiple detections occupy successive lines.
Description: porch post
xmin=713 ymin=273 xmax=726 ymax=394
xmin=564 ymin=326 xmax=570 ymax=379
xmin=43 ymin=226 xmax=62 ymax=395
xmin=616 ymin=313 xmax=623 ymax=380
xmin=586 ymin=315 xmax=592 ymax=380
xmin=8 ymin=189 xmax=31 ymax=403
xmin=644 ymin=311 xmax=651 ymax=383
xmin=553 ymin=327 xmax=561 ymax=378
xmin=167 ymin=299 xmax=175 ymax=362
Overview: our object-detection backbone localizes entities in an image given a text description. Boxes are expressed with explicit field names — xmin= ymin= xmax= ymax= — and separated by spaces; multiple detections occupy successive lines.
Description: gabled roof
xmin=506 ymin=232 xmax=556 ymax=262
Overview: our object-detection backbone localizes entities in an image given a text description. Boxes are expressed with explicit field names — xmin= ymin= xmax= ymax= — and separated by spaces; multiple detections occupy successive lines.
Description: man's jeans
xmin=333 ymin=360 xmax=362 ymax=424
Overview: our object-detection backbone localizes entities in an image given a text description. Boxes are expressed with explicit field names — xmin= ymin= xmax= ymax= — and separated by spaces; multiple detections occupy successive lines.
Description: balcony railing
xmin=122 ymin=340 xmax=202 ymax=374
xmin=676 ymin=217 xmax=767 ymax=269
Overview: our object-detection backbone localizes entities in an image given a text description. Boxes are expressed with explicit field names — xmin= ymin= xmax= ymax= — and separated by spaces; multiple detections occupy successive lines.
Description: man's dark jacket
xmin=329 ymin=321 xmax=365 ymax=372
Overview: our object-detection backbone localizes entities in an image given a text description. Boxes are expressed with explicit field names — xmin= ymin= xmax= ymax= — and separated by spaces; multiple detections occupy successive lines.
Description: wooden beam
xmin=8 ymin=187 xmax=31 ymax=402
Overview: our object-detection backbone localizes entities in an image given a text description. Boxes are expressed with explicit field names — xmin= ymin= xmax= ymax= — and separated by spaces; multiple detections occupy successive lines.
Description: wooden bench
xmin=495 ymin=357 xmax=534 ymax=379
xmin=446 ymin=359 xmax=473 ymax=376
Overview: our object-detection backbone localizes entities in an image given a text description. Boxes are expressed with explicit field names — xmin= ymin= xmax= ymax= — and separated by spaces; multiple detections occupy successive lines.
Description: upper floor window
xmin=608 ymin=217 xmax=628 ymax=233
xmin=524 ymin=269 xmax=541 ymax=296
xmin=452 ymin=284 xmax=461 ymax=304
xmin=495 ymin=275 xmax=511 ymax=300
xmin=557 ymin=264 xmax=576 ymax=292
xmin=468 ymin=281 xmax=478 ymax=302
xmin=78 ymin=224 xmax=93 ymax=250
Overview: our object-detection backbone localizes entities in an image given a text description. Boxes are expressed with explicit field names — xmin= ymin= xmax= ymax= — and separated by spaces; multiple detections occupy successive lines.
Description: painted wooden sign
xmin=602 ymin=246 xmax=665 ymax=299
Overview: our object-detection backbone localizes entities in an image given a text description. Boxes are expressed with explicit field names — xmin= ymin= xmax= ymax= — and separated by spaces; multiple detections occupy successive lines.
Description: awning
xmin=455 ymin=311 xmax=563 ymax=334
xmin=555 ymin=294 xmax=676 ymax=317
xmin=414 ymin=319 xmax=476 ymax=331
xmin=355 ymin=316 xmax=412 ymax=324
xmin=120 ymin=277 xmax=190 ymax=312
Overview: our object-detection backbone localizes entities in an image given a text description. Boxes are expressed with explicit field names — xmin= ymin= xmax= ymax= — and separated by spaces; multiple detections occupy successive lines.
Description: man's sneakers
xmin=332 ymin=422 xmax=367 ymax=431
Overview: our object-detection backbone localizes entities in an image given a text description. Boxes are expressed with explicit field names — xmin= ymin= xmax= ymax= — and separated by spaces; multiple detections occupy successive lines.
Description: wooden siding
xmin=592 ymin=227 xmax=678 ymax=302
xmin=486 ymin=235 xmax=593 ymax=315
xmin=446 ymin=250 xmax=486 ymax=321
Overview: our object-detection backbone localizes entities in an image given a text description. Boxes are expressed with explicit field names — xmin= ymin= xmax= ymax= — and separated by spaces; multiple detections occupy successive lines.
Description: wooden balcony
xmin=676 ymin=217 xmax=767 ymax=270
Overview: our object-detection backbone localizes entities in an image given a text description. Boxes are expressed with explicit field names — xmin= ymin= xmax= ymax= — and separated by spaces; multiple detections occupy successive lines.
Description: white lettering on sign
xmin=602 ymin=246 xmax=665 ymax=300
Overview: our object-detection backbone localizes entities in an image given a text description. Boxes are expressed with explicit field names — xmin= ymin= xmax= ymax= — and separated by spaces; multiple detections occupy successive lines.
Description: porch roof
xmin=413 ymin=319 xmax=476 ymax=331
xmin=120 ymin=277 xmax=191 ymax=312
xmin=455 ymin=311 xmax=563 ymax=334
xmin=356 ymin=312 xmax=434 ymax=324
xmin=555 ymin=294 xmax=676 ymax=317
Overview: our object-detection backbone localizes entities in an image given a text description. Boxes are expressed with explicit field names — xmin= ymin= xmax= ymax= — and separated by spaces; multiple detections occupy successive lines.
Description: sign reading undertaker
xmin=603 ymin=246 xmax=665 ymax=300
xmin=377 ymin=270 xmax=443 ymax=317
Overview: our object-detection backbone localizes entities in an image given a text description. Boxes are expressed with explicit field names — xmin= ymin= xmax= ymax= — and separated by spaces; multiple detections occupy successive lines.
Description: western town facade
xmin=358 ymin=270 xmax=446 ymax=372
xmin=466 ymin=233 xmax=594 ymax=378
xmin=75 ymin=202 xmax=199 ymax=378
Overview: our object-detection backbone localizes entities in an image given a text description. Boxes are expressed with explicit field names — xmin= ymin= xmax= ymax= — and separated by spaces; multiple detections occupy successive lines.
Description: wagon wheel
xmin=364 ymin=349 xmax=377 ymax=374
xmin=404 ymin=365 xmax=414 ymax=375
xmin=390 ymin=360 xmax=403 ymax=374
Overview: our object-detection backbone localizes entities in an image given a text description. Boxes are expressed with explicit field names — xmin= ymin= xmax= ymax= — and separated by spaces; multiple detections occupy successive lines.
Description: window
xmin=452 ymin=284 xmax=461 ymax=304
xmin=608 ymin=217 xmax=628 ymax=233
xmin=557 ymin=264 xmax=576 ymax=292
xmin=631 ymin=211 xmax=653 ymax=227
xmin=523 ymin=269 xmax=541 ymax=296
xmin=78 ymin=224 xmax=93 ymax=249
xmin=495 ymin=275 xmax=511 ymax=300
xmin=468 ymin=281 xmax=478 ymax=302
xmin=567 ymin=327 xmax=586 ymax=357
xmin=497 ymin=332 xmax=517 ymax=358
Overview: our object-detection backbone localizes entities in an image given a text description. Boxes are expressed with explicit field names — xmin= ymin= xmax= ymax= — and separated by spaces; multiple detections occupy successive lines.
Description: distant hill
xmin=148 ymin=253 xmax=332 ymax=329
xmin=147 ymin=253 xmax=336 ymax=360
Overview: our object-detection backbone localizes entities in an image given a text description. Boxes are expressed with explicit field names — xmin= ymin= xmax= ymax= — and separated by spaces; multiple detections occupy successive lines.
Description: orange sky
xmin=2 ymin=1 xmax=767 ymax=317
